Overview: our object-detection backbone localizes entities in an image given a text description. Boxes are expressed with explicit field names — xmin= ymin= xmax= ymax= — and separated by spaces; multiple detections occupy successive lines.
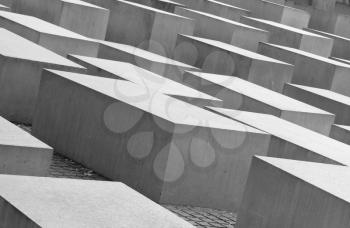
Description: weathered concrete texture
xmin=85 ymin=0 xmax=194 ymax=57
xmin=174 ymin=7 xmax=269 ymax=52
xmin=209 ymin=107 xmax=350 ymax=166
xmin=237 ymin=156 xmax=350 ymax=228
xmin=183 ymin=71 xmax=334 ymax=135
xmin=0 ymin=11 xmax=99 ymax=57
xmin=330 ymin=124 xmax=350 ymax=145
xmin=283 ymin=83 xmax=350 ymax=125
xmin=0 ymin=117 xmax=52 ymax=176
xmin=0 ymin=28 xmax=85 ymax=124
xmin=0 ymin=175 xmax=194 ymax=228
xmin=97 ymin=41 xmax=198 ymax=83
xmin=127 ymin=0 xmax=186 ymax=12
xmin=287 ymin=0 xmax=336 ymax=10
xmin=251 ymin=0 xmax=310 ymax=28
xmin=241 ymin=16 xmax=334 ymax=57
xmin=305 ymin=28 xmax=350 ymax=60
xmin=12 ymin=0 xmax=109 ymax=39
xmin=0 ymin=3 xmax=9 ymax=11
xmin=0 ymin=0 xmax=11 ymax=7
xmin=32 ymin=69 xmax=271 ymax=211
xmin=67 ymin=55 xmax=220 ymax=107
xmin=258 ymin=43 xmax=350 ymax=97
xmin=175 ymin=34 xmax=293 ymax=93
xmin=173 ymin=0 xmax=250 ymax=21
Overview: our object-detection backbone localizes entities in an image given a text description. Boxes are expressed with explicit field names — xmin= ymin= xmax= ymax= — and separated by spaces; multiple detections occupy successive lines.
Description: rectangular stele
xmin=0 ymin=117 xmax=52 ymax=176
xmin=0 ymin=28 xmax=86 ymax=124
xmin=174 ymin=7 xmax=269 ymax=52
xmin=32 ymin=69 xmax=271 ymax=211
xmin=182 ymin=71 xmax=334 ymax=135
xmin=97 ymin=41 xmax=199 ymax=83
xmin=0 ymin=11 xmax=99 ymax=57
xmin=0 ymin=3 xmax=9 ymax=11
xmin=67 ymin=54 xmax=221 ymax=107
xmin=12 ymin=0 xmax=109 ymax=39
xmin=0 ymin=175 xmax=194 ymax=228
xmin=330 ymin=124 xmax=350 ymax=145
xmin=125 ymin=0 xmax=185 ymax=12
xmin=175 ymin=34 xmax=293 ymax=93
xmin=283 ymin=83 xmax=350 ymax=125
xmin=240 ymin=16 xmax=334 ymax=57
xmin=209 ymin=107 xmax=350 ymax=166
xmin=83 ymin=0 xmax=194 ymax=57
xmin=258 ymin=42 xmax=350 ymax=97
xmin=236 ymin=156 xmax=350 ymax=228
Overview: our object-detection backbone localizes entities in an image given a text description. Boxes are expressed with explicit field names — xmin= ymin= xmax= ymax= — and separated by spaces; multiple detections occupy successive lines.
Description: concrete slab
xmin=126 ymin=0 xmax=186 ymax=12
xmin=0 ymin=175 xmax=193 ymax=227
xmin=330 ymin=124 xmax=350 ymax=145
xmin=0 ymin=0 xmax=11 ymax=7
xmin=97 ymin=41 xmax=198 ymax=83
xmin=183 ymin=71 xmax=334 ymax=135
xmin=241 ymin=16 xmax=334 ymax=57
xmin=85 ymin=0 xmax=194 ymax=57
xmin=332 ymin=57 xmax=350 ymax=64
xmin=305 ymin=28 xmax=350 ymax=60
xmin=251 ymin=0 xmax=310 ymax=28
xmin=173 ymin=0 xmax=250 ymax=21
xmin=67 ymin=55 xmax=220 ymax=107
xmin=0 ymin=3 xmax=9 ymax=11
xmin=258 ymin=43 xmax=350 ymax=97
xmin=174 ymin=7 xmax=269 ymax=52
xmin=209 ymin=107 xmax=350 ymax=165
xmin=175 ymin=34 xmax=294 ymax=92
xmin=283 ymin=83 xmax=350 ymax=125
xmin=0 ymin=28 xmax=86 ymax=123
xmin=0 ymin=11 xmax=99 ymax=57
xmin=0 ymin=117 xmax=52 ymax=176
xmin=32 ymin=69 xmax=271 ymax=211
xmin=12 ymin=0 xmax=109 ymax=39
xmin=237 ymin=156 xmax=350 ymax=228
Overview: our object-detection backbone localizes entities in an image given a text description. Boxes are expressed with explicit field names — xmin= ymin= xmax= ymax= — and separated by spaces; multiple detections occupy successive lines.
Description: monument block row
xmin=32 ymin=69 xmax=271 ymax=211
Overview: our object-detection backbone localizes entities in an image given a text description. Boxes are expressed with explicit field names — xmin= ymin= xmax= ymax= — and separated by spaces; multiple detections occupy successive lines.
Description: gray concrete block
xmin=330 ymin=124 xmax=350 ymax=145
xmin=175 ymin=34 xmax=293 ymax=93
xmin=0 ymin=28 xmax=85 ymax=124
xmin=209 ymin=107 xmax=350 ymax=166
xmin=97 ymin=41 xmax=198 ymax=83
xmin=237 ymin=156 xmax=350 ymax=228
xmin=259 ymin=43 xmax=350 ymax=97
xmin=305 ymin=28 xmax=350 ymax=60
xmin=0 ymin=3 xmax=9 ymax=11
xmin=126 ymin=0 xmax=186 ymax=12
xmin=0 ymin=0 xmax=11 ymax=7
xmin=173 ymin=0 xmax=250 ymax=21
xmin=283 ymin=83 xmax=350 ymax=125
xmin=12 ymin=0 xmax=109 ymax=39
xmin=251 ymin=0 xmax=310 ymax=28
xmin=241 ymin=16 xmax=334 ymax=57
xmin=85 ymin=0 xmax=194 ymax=57
xmin=67 ymin=55 xmax=220 ymax=107
xmin=0 ymin=175 xmax=194 ymax=227
xmin=0 ymin=117 xmax=52 ymax=176
xmin=0 ymin=11 xmax=99 ymax=57
xmin=183 ymin=71 xmax=334 ymax=135
xmin=32 ymin=69 xmax=271 ymax=211
xmin=174 ymin=7 xmax=269 ymax=52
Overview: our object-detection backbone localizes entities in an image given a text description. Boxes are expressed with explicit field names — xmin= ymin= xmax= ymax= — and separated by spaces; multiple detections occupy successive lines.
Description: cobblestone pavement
xmin=19 ymin=125 xmax=237 ymax=228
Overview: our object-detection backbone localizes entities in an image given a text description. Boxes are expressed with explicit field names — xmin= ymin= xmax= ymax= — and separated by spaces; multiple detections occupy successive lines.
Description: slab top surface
xmin=210 ymin=107 xmax=350 ymax=166
xmin=48 ymin=69 xmax=264 ymax=133
xmin=256 ymin=156 xmax=350 ymax=204
xmin=61 ymin=0 xmax=107 ymax=9
xmin=206 ymin=0 xmax=250 ymax=12
xmin=264 ymin=43 xmax=350 ymax=67
xmin=99 ymin=41 xmax=196 ymax=69
xmin=0 ymin=175 xmax=193 ymax=227
xmin=243 ymin=16 xmax=331 ymax=38
xmin=306 ymin=28 xmax=350 ymax=41
xmin=0 ymin=11 xmax=92 ymax=40
xmin=70 ymin=55 xmax=217 ymax=101
xmin=181 ymin=34 xmax=291 ymax=65
xmin=178 ymin=8 xmax=266 ymax=32
xmin=287 ymin=83 xmax=350 ymax=106
xmin=0 ymin=116 xmax=51 ymax=149
xmin=333 ymin=124 xmax=350 ymax=132
xmin=187 ymin=71 xmax=331 ymax=114
xmin=0 ymin=29 xmax=85 ymax=68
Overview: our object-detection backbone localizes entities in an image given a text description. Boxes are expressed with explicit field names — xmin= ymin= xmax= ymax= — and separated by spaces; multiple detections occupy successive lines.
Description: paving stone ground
xmin=19 ymin=124 xmax=236 ymax=228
